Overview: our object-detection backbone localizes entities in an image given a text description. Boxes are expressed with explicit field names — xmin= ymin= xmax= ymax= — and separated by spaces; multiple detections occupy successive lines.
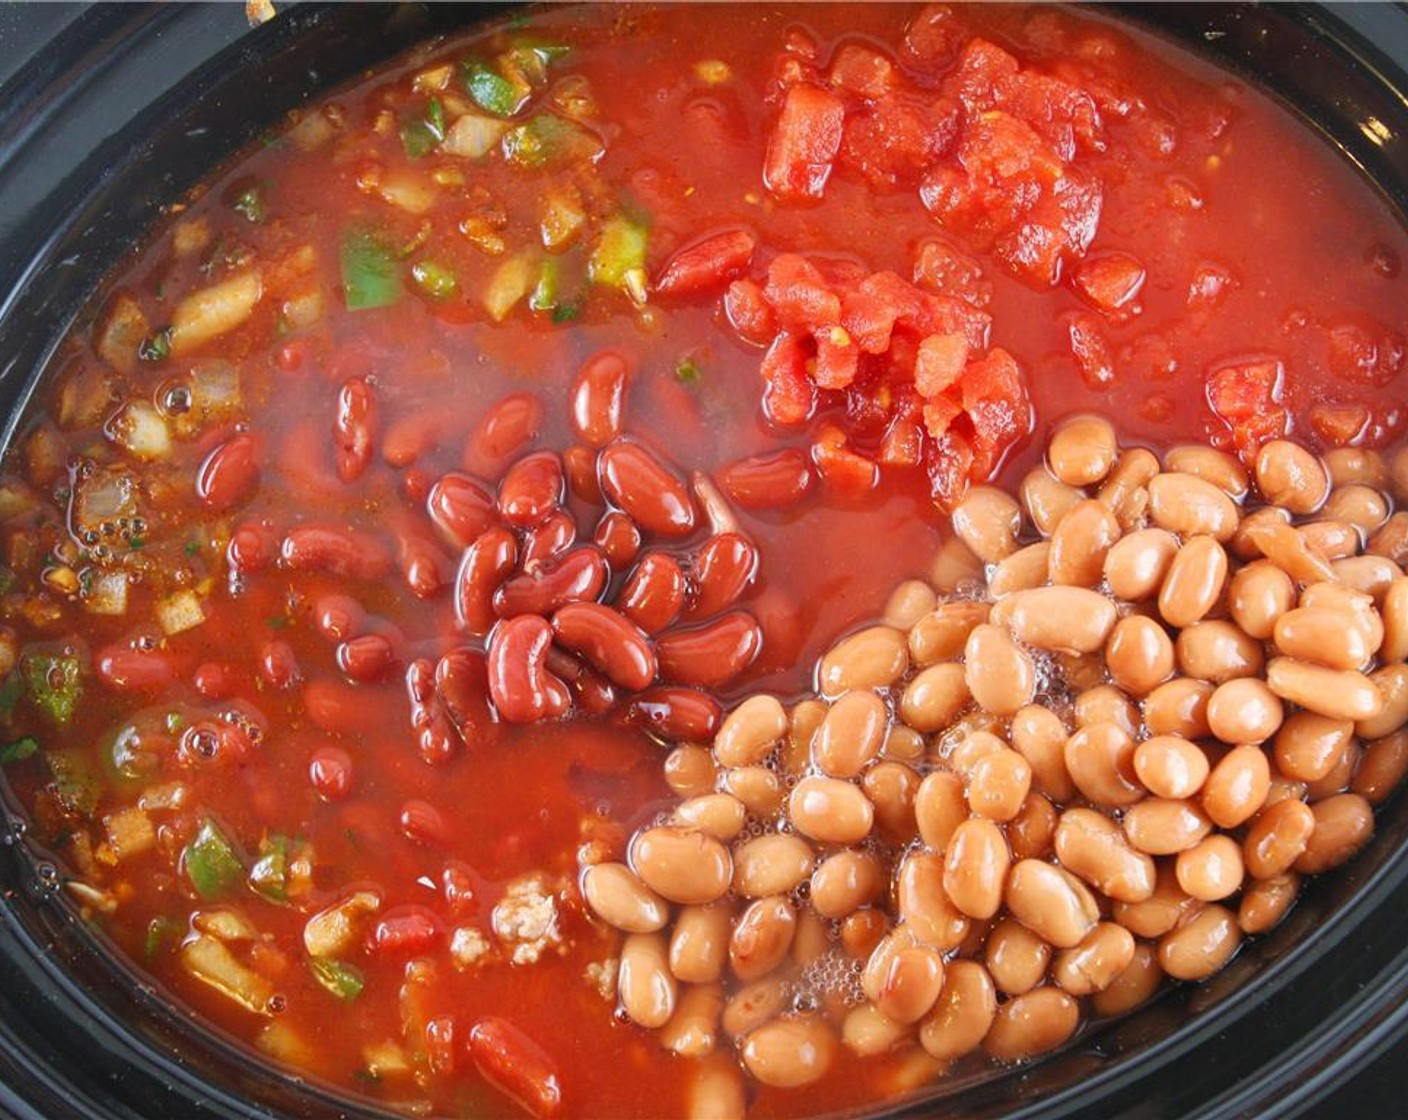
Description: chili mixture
xmin=3 ymin=4 xmax=1408 ymax=1118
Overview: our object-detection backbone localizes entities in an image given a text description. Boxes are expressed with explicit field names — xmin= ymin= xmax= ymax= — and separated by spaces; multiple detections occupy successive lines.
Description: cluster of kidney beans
xmin=223 ymin=349 xmax=847 ymax=764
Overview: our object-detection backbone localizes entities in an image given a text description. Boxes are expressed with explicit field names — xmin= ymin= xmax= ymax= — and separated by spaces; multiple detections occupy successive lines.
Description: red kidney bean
xmin=425 ymin=1016 xmax=458 ymax=1078
xmin=467 ymin=1018 xmax=562 ymax=1119
xmin=334 ymin=376 xmax=376 ymax=484
xmin=314 ymin=593 xmax=365 ymax=642
xmin=718 ymin=449 xmax=814 ymax=510
xmin=594 ymin=511 xmax=642 ymax=569
xmin=488 ymin=615 xmax=571 ymax=723
xmin=427 ymin=473 xmax=497 ymax=549
xmin=388 ymin=511 xmax=454 ymax=599
xmin=407 ymin=658 xmax=459 ymax=764
xmin=688 ymin=533 xmax=758 ymax=619
xmin=455 ymin=527 xmax=518 ymax=635
xmin=227 ymin=521 xmax=275 ymax=575
xmin=494 ymin=547 xmax=608 ymax=619
xmin=308 ymin=745 xmax=353 ymax=800
xmin=337 ymin=633 xmax=397 ymax=684
xmin=628 ymin=686 xmax=722 ymax=741
xmin=259 ymin=640 xmax=300 ymax=689
xmin=402 ymin=467 xmax=433 ymax=506
xmin=371 ymin=905 xmax=443 ymax=957
xmin=657 ymin=611 xmax=763 ymax=687
xmin=619 ymin=553 xmax=688 ymax=633
xmin=303 ymin=677 xmax=404 ymax=736
xmin=464 ymin=392 xmax=542 ymax=474
xmin=196 ymin=433 xmax=259 ymax=512
xmin=193 ymin=661 xmax=238 ymax=700
xmin=382 ymin=411 xmax=442 ymax=467
xmin=570 ymin=349 xmax=630 ymax=447
xmin=96 ymin=645 xmax=175 ymax=692
xmin=552 ymin=602 xmax=658 ymax=690
xmin=521 ymin=510 xmax=577 ymax=567
xmin=498 ymin=451 xmax=563 ymax=529
xmin=435 ymin=647 xmax=497 ymax=748
xmin=400 ymin=799 xmax=449 ymax=846
xmin=599 ymin=438 xmax=697 ymax=537
xmin=281 ymin=525 xmax=391 ymax=581
xmin=545 ymin=647 xmax=617 ymax=715
xmin=564 ymin=445 xmax=604 ymax=505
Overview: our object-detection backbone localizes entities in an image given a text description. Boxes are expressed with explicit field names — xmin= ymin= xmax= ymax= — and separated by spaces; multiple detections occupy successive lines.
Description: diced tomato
xmin=828 ymin=43 xmax=897 ymax=99
xmin=914 ymin=333 xmax=969 ymax=397
xmin=811 ymin=423 xmax=880 ymax=493
xmin=840 ymin=287 xmax=899 ymax=354
xmin=763 ymin=84 xmax=846 ymax=202
xmin=724 ymin=279 xmax=777 ymax=345
xmin=1206 ymin=359 xmax=1283 ymax=421
xmin=961 ymin=347 xmax=1030 ymax=476
xmin=857 ymin=271 xmax=933 ymax=334
xmin=759 ymin=332 xmax=816 ymax=425
xmin=1307 ymin=402 xmax=1370 ymax=447
xmin=913 ymin=237 xmax=992 ymax=307
xmin=813 ymin=326 xmax=860 ymax=389
xmin=1188 ymin=262 xmax=1236 ymax=309
xmin=654 ymin=230 xmax=757 ymax=297
xmin=1069 ymin=312 xmax=1115 ymax=388
xmin=943 ymin=39 xmax=1022 ymax=111
xmin=838 ymin=95 xmax=959 ymax=188
xmin=878 ymin=393 xmax=925 ymax=466
xmin=922 ymin=392 xmax=963 ymax=439
xmin=764 ymin=254 xmax=841 ymax=332
xmin=924 ymin=427 xmax=976 ymax=512
xmin=1074 ymin=251 xmax=1146 ymax=315
xmin=901 ymin=3 xmax=964 ymax=75
xmin=1325 ymin=315 xmax=1406 ymax=388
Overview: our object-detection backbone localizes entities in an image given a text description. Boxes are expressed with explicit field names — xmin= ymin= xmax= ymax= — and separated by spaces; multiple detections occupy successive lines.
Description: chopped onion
xmin=180 ymin=935 xmax=274 ymax=1014
xmin=95 ymin=294 xmax=149 ymax=374
xmin=193 ymin=908 xmax=259 ymax=942
xmin=106 ymin=400 xmax=172 ymax=461
xmin=156 ymin=590 xmax=205 ymax=635
xmin=483 ymin=254 xmax=533 ymax=322
xmin=85 ymin=570 xmax=129 ymax=616
xmin=304 ymin=890 xmax=381 ymax=958
xmin=103 ymin=806 xmax=156 ymax=860
xmin=170 ymin=270 xmax=263 ymax=356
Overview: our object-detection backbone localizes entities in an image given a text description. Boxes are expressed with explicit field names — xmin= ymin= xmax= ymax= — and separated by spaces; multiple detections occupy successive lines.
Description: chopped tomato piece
xmin=913 ymin=237 xmax=992 ymax=307
xmin=828 ymin=43 xmax=897 ymax=99
xmin=1325 ymin=315 xmax=1406 ymax=388
xmin=838 ymin=95 xmax=959 ymax=188
xmin=759 ymin=332 xmax=816 ymax=424
xmin=925 ymin=427 xmax=976 ymax=512
xmin=1206 ymin=358 xmax=1289 ymax=461
xmin=1074 ymin=251 xmax=1146 ymax=315
xmin=922 ymin=392 xmax=963 ymax=439
xmin=840 ymin=287 xmax=899 ymax=354
xmin=724 ymin=279 xmax=776 ymax=345
xmin=1308 ymin=402 xmax=1370 ymax=447
xmin=1069 ymin=312 xmax=1115 ymax=388
xmin=654 ymin=230 xmax=757 ymax=296
xmin=901 ymin=4 xmax=963 ymax=75
xmin=914 ymin=333 xmax=969 ymax=397
xmin=813 ymin=325 xmax=860 ymax=389
xmin=961 ymin=347 xmax=1030 ymax=475
xmin=764 ymin=254 xmax=841 ymax=332
xmin=811 ymin=423 xmax=880 ymax=492
xmin=763 ymin=84 xmax=845 ymax=202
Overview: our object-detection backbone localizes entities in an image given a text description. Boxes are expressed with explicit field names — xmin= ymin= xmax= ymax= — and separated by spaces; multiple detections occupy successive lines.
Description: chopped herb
xmin=231 ymin=184 xmax=267 ymax=223
xmin=410 ymin=259 xmax=458 ymax=300
xmin=127 ymin=535 xmax=145 ymax=550
xmin=0 ymin=736 xmax=37 ymax=763
xmin=153 ymin=281 xmax=166 ymax=302
xmin=266 ymin=615 xmax=290 ymax=630
xmin=138 ymin=329 xmax=172 ymax=363
xmin=249 ymin=834 xmax=290 ymax=902
xmin=164 ymin=711 xmax=185 ymax=734
xmin=184 ymin=540 xmax=200 ymax=556
xmin=310 ymin=957 xmax=365 ymax=1001
xmin=344 ymin=826 xmax=360 ymax=848
xmin=588 ymin=216 xmax=649 ymax=288
xmin=21 ymin=651 xmax=82 ymax=725
xmin=144 ymin=915 xmax=180 ymax=959
xmin=675 ymin=356 xmax=702 ymax=383
xmin=184 ymin=818 xmax=244 ymax=900
xmin=340 ymin=228 xmax=402 ymax=311
xmin=461 ymin=60 xmax=531 ymax=118
xmin=551 ymin=301 xmax=582 ymax=324
xmin=427 ymin=97 xmax=446 ymax=136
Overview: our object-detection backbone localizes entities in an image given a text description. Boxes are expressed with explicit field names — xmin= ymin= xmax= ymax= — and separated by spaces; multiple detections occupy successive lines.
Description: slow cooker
xmin=2 ymin=4 xmax=1408 ymax=1117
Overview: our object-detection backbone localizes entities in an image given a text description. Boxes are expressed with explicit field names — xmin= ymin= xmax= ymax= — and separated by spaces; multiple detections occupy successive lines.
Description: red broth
xmin=1 ymin=4 xmax=1407 ymax=1118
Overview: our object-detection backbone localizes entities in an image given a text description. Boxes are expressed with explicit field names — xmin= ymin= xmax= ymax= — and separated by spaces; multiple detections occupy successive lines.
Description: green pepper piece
xmin=21 ymin=651 xmax=81 ymax=725
xmin=400 ymin=119 xmax=439 ymax=160
xmin=461 ymin=60 xmax=530 ymax=118
xmin=501 ymin=115 xmax=602 ymax=169
xmin=249 ymin=834 xmax=290 ymax=902
xmin=185 ymin=818 xmax=244 ymax=900
xmin=588 ymin=217 xmax=649 ymax=288
xmin=310 ymin=957 xmax=365 ymax=1001
xmin=46 ymin=749 xmax=100 ymax=817
xmin=144 ymin=915 xmax=180 ymax=959
xmin=675 ymin=355 xmax=702 ymax=384
xmin=0 ymin=674 xmax=23 ymax=721
xmin=138 ymin=329 xmax=172 ymax=363
xmin=529 ymin=258 xmax=559 ymax=312
xmin=340 ymin=229 xmax=402 ymax=311
xmin=411 ymin=259 xmax=459 ymax=300
xmin=231 ymin=184 xmax=266 ymax=223
xmin=0 ymin=736 xmax=36 ymax=764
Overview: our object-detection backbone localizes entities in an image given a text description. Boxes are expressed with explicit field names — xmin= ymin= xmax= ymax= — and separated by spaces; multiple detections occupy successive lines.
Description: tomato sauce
xmin=1 ymin=4 xmax=1407 ymax=1118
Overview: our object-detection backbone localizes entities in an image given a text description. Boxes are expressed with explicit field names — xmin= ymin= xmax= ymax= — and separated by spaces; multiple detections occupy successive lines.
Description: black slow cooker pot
xmin=3 ymin=4 xmax=1408 ymax=1118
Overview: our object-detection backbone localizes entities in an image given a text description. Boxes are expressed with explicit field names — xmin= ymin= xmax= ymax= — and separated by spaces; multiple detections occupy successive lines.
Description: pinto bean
xmin=1106 ymin=615 xmax=1175 ymax=696
xmin=964 ymin=624 xmax=1035 ymax=717
xmin=952 ymin=486 xmax=1022 ymax=563
xmin=1064 ymin=722 xmax=1142 ymax=807
xmin=1048 ymin=500 xmax=1121 ymax=587
xmin=788 ymin=777 xmax=875 ymax=844
xmin=1011 ymin=706 xmax=1076 ymax=802
xmin=1022 ymin=469 xmax=1084 ymax=537
xmin=900 ymin=662 xmax=971 ymax=732
xmin=631 ymin=827 xmax=732 ymax=905
xmin=1353 ymin=730 xmax=1408 ymax=804
xmin=1255 ymin=439 xmax=1329 ymax=514
xmin=907 ymin=601 xmax=989 ymax=665
xmin=740 ymin=1016 xmax=837 ymax=1088
xmin=1144 ymin=678 xmax=1214 ymax=739
xmin=1148 ymin=471 xmax=1239 ymax=541
xmin=942 ymin=818 xmax=1010 ymax=919
xmin=670 ymin=903 xmax=732 ymax=984
xmin=814 ymin=689 xmax=888 ymax=776
xmin=1005 ymin=860 xmax=1098 ymax=948
xmin=1164 ymin=445 xmax=1249 ymax=499
xmin=811 ymin=850 xmax=884 ymax=920
xmin=982 ymin=987 xmax=1079 ymax=1060
xmin=1105 ymin=528 xmax=1179 ymax=601
xmin=919 ymin=959 xmax=997 ymax=1061
xmin=1157 ymin=904 xmax=1240 ymax=981
xmin=729 ymin=896 xmax=796 ymax=982
xmin=1238 ymin=872 xmax=1302 ymax=935
xmin=1123 ymin=798 xmax=1213 ymax=855
xmin=1054 ymin=808 xmax=1156 ymax=902
xmin=1091 ymin=942 xmax=1163 ymax=1017
xmin=988 ymin=542 xmax=1051 ymax=598
xmin=1053 ymin=922 xmax=1136 ymax=998
xmin=1047 ymin=415 xmax=1117 ymax=486
xmin=583 ymin=863 xmax=668 ymax=933
xmin=984 ymin=917 xmax=1050 ymax=996
xmin=1294 ymin=793 xmax=1374 ymax=873
xmin=819 ymin=626 xmax=909 ymax=694
xmin=1157 ymin=536 xmax=1228 ymax=628
xmin=1002 ymin=586 xmax=1118 ymax=654
xmin=732 ymin=834 xmax=814 ymax=898
xmin=897 ymin=851 xmax=970 ymax=951
xmin=619 ymin=932 xmax=677 ymax=1028
xmin=1266 ymin=658 xmax=1384 ymax=722
xmin=1228 ymin=560 xmax=1295 ymax=640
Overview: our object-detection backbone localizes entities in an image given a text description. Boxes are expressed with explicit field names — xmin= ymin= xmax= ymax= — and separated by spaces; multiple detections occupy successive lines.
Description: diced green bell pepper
xmin=185 ymin=818 xmax=244 ymax=900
